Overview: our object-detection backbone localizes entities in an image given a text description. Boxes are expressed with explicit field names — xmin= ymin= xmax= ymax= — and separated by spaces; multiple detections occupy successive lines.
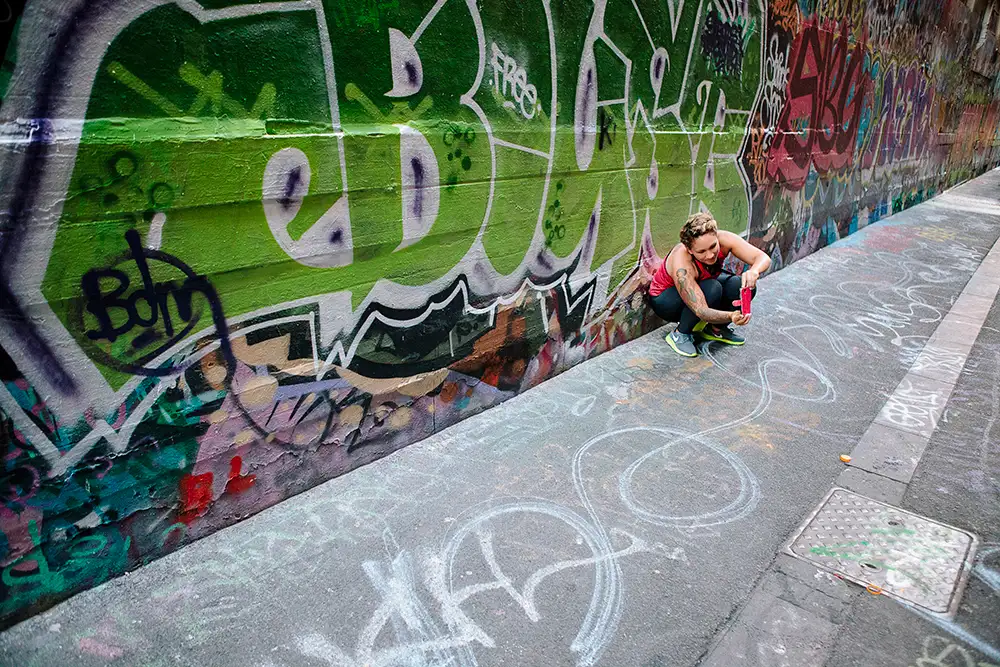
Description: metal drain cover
xmin=786 ymin=488 xmax=978 ymax=616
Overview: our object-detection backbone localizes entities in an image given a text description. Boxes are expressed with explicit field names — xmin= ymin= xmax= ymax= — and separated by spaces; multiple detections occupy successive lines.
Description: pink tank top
xmin=649 ymin=248 xmax=726 ymax=297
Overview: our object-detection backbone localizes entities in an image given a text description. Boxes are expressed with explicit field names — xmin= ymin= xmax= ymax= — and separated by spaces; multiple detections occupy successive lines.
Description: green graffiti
xmin=1 ymin=521 xmax=131 ymax=617
xmin=36 ymin=0 xmax=760 ymax=386
xmin=0 ymin=16 xmax=19 ymax=109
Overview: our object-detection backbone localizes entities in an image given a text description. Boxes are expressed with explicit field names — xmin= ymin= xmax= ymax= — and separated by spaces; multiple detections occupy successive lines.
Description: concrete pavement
xmin=3 ymin=171 xmax=1000 ymax=667
xmin=702 ymin=176 xmax=1000 ymax=667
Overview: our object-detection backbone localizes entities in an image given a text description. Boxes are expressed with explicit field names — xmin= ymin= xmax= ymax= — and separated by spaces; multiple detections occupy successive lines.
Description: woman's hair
xmin=679 ymin=212 xmax=718 ymax=247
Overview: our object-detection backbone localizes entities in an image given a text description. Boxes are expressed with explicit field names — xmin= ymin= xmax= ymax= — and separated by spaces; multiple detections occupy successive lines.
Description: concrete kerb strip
xmin=846 ymin=234 xmax=1000 ymax=486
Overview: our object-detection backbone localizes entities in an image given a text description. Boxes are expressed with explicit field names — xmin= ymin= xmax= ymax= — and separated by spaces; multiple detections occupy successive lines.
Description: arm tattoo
xmin=675 ymin=267 xmax=728 ymax=323
xmin=675 ymin=267 xmax=707 ymax=317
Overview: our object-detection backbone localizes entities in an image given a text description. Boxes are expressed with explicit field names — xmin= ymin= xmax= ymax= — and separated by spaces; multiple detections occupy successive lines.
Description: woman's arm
xmin=720 ymin=231 xmax=771 ymax=289
xmin=670 ymin=255 xmax=736 ymax=325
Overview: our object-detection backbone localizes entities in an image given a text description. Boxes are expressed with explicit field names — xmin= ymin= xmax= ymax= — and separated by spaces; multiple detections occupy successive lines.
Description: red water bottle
xmin=740 ymin=287 xmax=752 ymax=316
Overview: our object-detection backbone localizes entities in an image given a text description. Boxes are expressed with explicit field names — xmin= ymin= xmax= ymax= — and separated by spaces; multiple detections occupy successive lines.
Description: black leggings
xmin=649 ymin=273 xmax=754 ymax=334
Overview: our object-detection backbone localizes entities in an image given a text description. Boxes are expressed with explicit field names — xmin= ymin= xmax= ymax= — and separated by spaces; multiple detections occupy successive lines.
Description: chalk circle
xmin=441 ymin=499 xmax=620 ymax=667
xmin=708 ymin=348 xmax=836 ymax=404
xmin=761 ymin=357 xmax=836 ymax=402
xmin=602 ymin=426 xmax=760 ymax=528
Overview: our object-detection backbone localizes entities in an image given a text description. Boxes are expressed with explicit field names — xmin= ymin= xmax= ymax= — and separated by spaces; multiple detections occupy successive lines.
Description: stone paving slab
xmin=847 ymin=422 xmax=936 ymax=483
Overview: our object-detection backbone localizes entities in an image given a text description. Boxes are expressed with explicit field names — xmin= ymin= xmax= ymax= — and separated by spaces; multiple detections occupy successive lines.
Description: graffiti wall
xmin=746 ymin=0 xmax=1000 ymax=263
xmin=0 ymin=0 xmax=997 ymax=626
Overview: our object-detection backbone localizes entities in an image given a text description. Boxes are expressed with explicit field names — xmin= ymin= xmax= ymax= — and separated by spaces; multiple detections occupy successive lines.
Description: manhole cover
xmin=786 ymin=488 xmax=978 ymax=616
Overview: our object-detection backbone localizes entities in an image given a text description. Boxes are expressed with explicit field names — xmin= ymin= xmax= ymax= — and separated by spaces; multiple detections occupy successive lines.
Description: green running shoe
xmin=699 ymin=324 xmax=745 ymax=345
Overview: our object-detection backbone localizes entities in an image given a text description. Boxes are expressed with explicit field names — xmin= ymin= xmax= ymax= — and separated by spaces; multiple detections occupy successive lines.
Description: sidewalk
xmin=701 ymin=174 xmax=1000 ymax=667
xmin=3 ymin=171 xmax=1000 ymax=667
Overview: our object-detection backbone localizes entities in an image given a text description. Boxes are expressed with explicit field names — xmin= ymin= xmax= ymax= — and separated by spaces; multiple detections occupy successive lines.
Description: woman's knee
xmin=721 ymin=275 xmax=742 ymax=299
xmin=723 ymin=275 xmax=756 ymax=301
xmin=649 ymin=292 xmax=679 ymax=321
xmin=700 ymin=278 xmax=723 ymax=305
xmin=648 ymin=300 xmax=671 ymax=321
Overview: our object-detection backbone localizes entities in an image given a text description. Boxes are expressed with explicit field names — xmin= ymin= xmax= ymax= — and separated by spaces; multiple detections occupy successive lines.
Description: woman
xmin=648 ymin=212 xmax=772 ymax=357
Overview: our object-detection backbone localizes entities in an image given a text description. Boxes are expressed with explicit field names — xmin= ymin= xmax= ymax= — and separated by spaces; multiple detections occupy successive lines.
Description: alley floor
xmin=3 ymin=172 xmax=1000 ymax=667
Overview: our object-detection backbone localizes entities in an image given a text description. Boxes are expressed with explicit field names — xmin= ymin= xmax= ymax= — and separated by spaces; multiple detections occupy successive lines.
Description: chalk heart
xmin=263 ymin=147 xmax=353 ymax=268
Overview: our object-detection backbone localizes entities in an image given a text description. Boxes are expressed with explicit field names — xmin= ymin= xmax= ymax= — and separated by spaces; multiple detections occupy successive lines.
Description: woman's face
xmin=687 ymin=232 xmax=720 ymax=265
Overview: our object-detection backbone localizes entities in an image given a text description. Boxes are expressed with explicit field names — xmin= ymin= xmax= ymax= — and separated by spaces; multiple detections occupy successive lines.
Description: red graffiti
xmin=767 ymin=19 xmax=869 ymax=190
xmin=945 ymin=101 xmax=997 ymax=170
xmin=225 ymin=456 xmax=256 ymax=494
xmin=178 ymin=472 xmax=213 ymax=523
xmin=178 ymin=458 xmax=255 ymax=522
xmin=766 ymin=18 xmax=941 ymax=190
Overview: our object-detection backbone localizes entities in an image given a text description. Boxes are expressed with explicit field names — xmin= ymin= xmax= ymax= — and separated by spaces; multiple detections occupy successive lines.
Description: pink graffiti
xmin=767 ymin=18 xmax=937 ymax=190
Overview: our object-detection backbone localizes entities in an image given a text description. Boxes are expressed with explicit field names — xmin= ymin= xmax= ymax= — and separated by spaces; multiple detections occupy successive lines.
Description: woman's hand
xmin=741 ymin=269 xmax=759 ymax=290
xmin=730 ymin=310 xmax=751 ymax=326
